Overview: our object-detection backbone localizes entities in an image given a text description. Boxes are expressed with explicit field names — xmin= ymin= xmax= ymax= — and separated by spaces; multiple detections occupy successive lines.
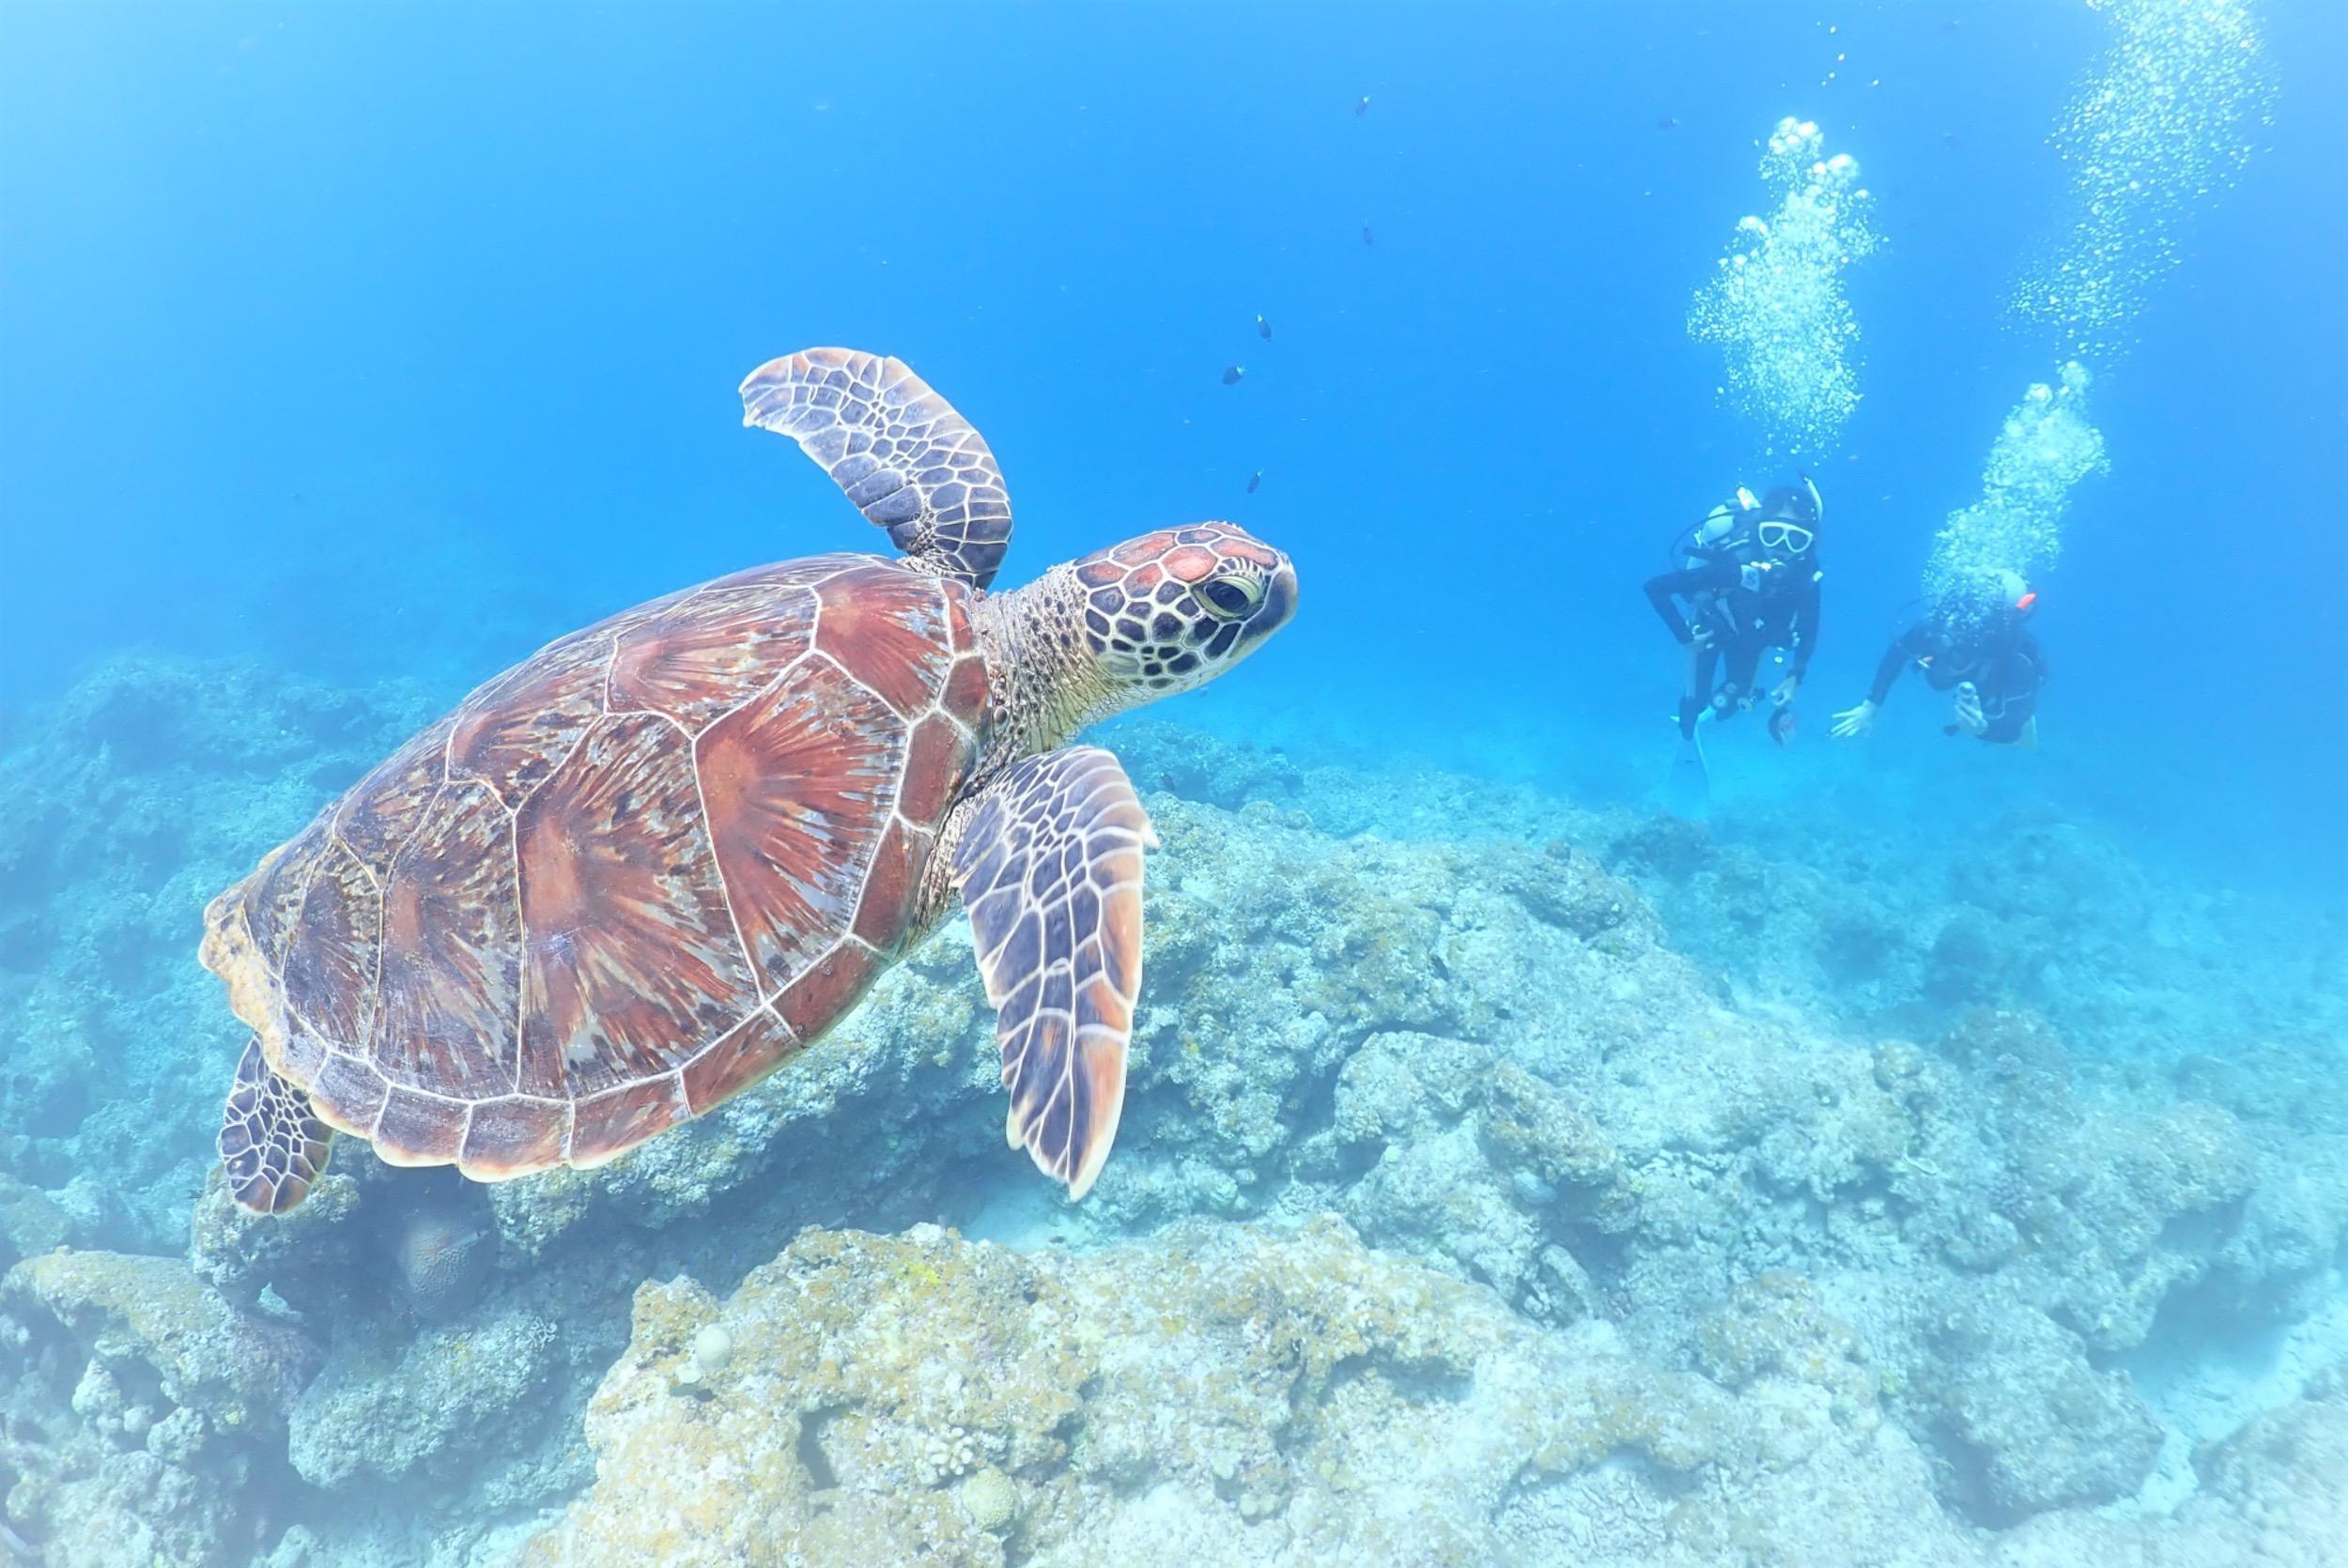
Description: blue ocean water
xmin=6 ymin=5 xmax=2343 ymax=876
xmin=3 ymin=4 xmax=2346 ymax=1564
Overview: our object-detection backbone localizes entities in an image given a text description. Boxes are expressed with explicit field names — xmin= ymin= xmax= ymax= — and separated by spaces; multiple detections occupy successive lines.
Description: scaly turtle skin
xmin=206 ymin=349 xmax=1296 ymax=1214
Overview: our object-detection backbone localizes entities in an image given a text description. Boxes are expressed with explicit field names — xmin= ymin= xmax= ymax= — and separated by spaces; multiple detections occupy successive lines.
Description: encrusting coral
xmin=522 ymin=1218 xmax=1744 ymax=1567
xmin=0 ymin=664 xmax=2343 ymax=1564
xmin=523 ymin=1216 xmax=2348 ymax=1568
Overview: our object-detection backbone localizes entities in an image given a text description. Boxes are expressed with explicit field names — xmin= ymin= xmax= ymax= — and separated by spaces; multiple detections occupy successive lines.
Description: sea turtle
xmin=205 ymin=347 xmax=1297 ymax=1215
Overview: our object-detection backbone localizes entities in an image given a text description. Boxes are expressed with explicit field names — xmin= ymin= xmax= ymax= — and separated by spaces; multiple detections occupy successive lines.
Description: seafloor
xmin=2 ymin=654 xmax=2343 ymax=1567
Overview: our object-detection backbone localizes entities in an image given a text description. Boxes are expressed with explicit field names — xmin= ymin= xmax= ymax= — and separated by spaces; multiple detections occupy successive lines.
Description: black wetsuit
xmin=1645 ymin=553 xmax=1821 ymax=738
xmin=1869 ymin=621 xmax=2046 ymax=745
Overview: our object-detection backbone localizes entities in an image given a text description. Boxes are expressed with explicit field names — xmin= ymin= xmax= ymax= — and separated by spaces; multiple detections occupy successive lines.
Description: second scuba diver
xmin=1644 ymin=477 xmax=1826 ymax=813
xmin=1831 ymin=576 xmax=2046 ymax=746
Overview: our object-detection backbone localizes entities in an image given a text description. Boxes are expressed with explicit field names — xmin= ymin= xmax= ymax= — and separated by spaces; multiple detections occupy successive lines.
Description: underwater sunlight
xmin=1 ymin=2 xmax=2342 ymax=1564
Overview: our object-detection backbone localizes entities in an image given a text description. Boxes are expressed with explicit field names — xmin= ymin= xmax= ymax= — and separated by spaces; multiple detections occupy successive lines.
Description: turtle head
xmin=1069 ymin=523 xmax=1297 ymax=702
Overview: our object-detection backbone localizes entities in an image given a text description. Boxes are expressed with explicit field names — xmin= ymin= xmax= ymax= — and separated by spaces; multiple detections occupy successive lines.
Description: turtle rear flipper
xmin=219 ymin=1038 xmax=335 ymax=1214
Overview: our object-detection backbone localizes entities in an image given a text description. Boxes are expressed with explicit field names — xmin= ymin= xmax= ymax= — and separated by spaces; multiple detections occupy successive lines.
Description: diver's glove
xmin=1951 ymin=684 xmax=1988 ymax=738
xmin=1770 ymin=674 xmax=1800 ymax=708
xmin=1830 ymin=699 xmax=1877 ymax=738
xmin=1686 ymin=621 xmax=1716 ymax=650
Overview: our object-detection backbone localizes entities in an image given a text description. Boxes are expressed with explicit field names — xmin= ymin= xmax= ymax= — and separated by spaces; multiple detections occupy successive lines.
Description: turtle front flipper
xmin=740 ymin=347 xmax=1014 ymax=590
xmin=951 ymin=747 xmax=1156 ymax=1201
xmin=218 ymin=1037 xmax=335 ymax=1214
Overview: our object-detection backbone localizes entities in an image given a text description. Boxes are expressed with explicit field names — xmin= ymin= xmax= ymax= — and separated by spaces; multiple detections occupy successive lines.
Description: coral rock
xmin=522 ymin=1218 xmax=1738 ymax=1566
xmin=4 ymin=1248 xmax=317 ymax=1434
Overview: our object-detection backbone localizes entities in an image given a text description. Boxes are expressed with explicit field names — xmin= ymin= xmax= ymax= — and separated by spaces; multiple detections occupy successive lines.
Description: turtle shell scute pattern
xmin=210 ymin=556 xmax=984 ymax=1179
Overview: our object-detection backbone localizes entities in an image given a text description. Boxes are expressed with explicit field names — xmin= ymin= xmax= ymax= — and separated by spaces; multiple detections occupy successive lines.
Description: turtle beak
xmin=1249 ymin=561 xmax=1298 ymax=641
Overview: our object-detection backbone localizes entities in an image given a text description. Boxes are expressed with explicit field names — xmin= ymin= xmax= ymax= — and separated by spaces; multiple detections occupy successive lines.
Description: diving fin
xmin=1664 ymin=726 xmax=1711 ymax=821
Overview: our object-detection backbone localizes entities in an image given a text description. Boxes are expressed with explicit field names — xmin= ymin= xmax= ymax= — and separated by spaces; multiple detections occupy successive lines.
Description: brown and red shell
xmin=198 ymin=554 xmax=987 ymax=1180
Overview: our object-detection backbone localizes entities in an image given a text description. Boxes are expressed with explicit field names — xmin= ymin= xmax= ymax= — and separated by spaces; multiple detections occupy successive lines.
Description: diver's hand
xmin=1771 ymin=675 xmax=1800 ymax=708
xmin=1831 ymin=700 xmax=1877 ymax=739
xmin=1953 ymin=685 xmax=1987 ymax=738
xmin=1687 ymin=621 xmax=1716 ymax=651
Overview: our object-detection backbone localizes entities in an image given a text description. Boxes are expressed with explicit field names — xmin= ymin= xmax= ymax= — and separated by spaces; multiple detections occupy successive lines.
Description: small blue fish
xmin=1222 ymin=365 xmax=1244 ymax=386
xmin=1246 ymin=470 xmax=1262 ymax=494
xmin=1256 ymin=314 xmax=1272 ymax=340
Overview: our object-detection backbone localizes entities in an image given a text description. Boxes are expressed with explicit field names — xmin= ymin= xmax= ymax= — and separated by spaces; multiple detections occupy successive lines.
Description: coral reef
xmin=0 ymin=662 xmax=2342 ymax=1564
xmin=287 ymin=1301 xmax=566 ymax=1492
xmin=0 ymin=655 xmax=437 ymax=1256
xmin=3 ymin=1249 xmax=318 ymax=1436
xmin=521 ymin=1218 xmax=1744 ymax=1567
xmin=526 ymin=1218 xmax=2346 ymax=1568
xmin=0 ymin=1247 xmax=320 ymax=1565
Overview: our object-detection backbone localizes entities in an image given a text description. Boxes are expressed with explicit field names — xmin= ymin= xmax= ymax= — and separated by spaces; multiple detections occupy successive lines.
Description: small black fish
xmin=1361 ymin=225 xmax=1374 ymax=247
xmin=1256 ymin=314 xmax=1272 ymax=340
xmin=1942 ymin=131 xmax=1961 ymax=149
xmin=1354 ymin=96 xmax=1370 ymax=117
xmin=1222 ymin=364 xmax=1244 ymax=386
xmin=1246 ymin=470 xmax=1262 ymax=494
xmin=1657 ymin=115 xmax=1677 ymax=131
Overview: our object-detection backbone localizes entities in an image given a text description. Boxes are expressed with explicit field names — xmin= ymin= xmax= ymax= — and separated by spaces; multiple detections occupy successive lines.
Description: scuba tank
xmin=1663 ymin=486 xmax=1760 ymax=646
xmin=1664 ymin=485 xmax=1760 ymax=571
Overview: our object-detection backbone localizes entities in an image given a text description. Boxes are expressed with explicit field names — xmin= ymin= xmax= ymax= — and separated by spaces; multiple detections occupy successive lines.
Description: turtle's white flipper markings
xmin=951 ymin=747 xmax=1155 ymax=1200
xmin=740 ymin=348 xmax=1015 ymax=591
xmin=219 ymin=1038 xmax=335 ymax=1214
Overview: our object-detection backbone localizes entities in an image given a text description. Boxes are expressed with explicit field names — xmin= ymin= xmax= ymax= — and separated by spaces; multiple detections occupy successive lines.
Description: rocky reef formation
xmin=526 ymin=1218 xmax=1746 ymax=1565
xmin=0 ymin=1246 xmax=319 ymax=1566
xmin=0 ymin=657 xmax=437 ymax=1258
xmin=0 ymin=662 xmax=2342 ymax=1564
xmin=524 ymin=1217 xmax=2346 ymax=1568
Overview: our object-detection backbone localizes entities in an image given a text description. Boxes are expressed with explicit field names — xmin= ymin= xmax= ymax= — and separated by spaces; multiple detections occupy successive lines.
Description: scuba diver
xmin=1831 ymin=576 xmax=2045 ymax=746
xmin=1643 ymin=477 xmax=1826 ymax=815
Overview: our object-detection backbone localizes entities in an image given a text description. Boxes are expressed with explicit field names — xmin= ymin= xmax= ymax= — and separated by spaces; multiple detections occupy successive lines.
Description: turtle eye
xmin=1193 ymin=576 xmax=1260 ymax=621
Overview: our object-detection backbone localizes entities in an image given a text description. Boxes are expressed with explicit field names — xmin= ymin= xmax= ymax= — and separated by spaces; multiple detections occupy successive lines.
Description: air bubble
xmin=2010 ymin=0 xmax=2273 ymax=364
xmin=1687 ymin=117 xmax=1880 ymax=459
xmin=1923 ymin=364 xmax=2109 ymax=624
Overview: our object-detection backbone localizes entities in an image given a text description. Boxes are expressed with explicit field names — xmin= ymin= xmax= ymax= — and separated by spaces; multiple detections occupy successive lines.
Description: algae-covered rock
xmin=1 ymin=1246 xmax=302 ymax=1566
xmin=188 ymin=1166 xmax=363 ymax=1307
xmin=1924 ymin=1292 xmax=2164 ymax=1518
xmin=1482 ymin=1059 xmax=1624 ymax=1191
xmin=287 ymin=1303 xmax=563 ymax=1489
xmin=1497 ymin=837 xmax=1661 ymax=945
xmin=4 ymin=1248 xmax=317 ymax=1435
xmin=0 ymin=655 xmax=440 ymax=1256
xmin=0 ymin=1174 xmax=71 ymax=1267
xmin=523 ymin=1216 xmax=1737 ymax=1566
xmin=0 ymin=1440 xmax=254 ymax=1568
xmin=7 ymin=668 xmax=2346 ymax=1565
xmin=1327 ymin=1030 xmax=1493 ymax=1148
